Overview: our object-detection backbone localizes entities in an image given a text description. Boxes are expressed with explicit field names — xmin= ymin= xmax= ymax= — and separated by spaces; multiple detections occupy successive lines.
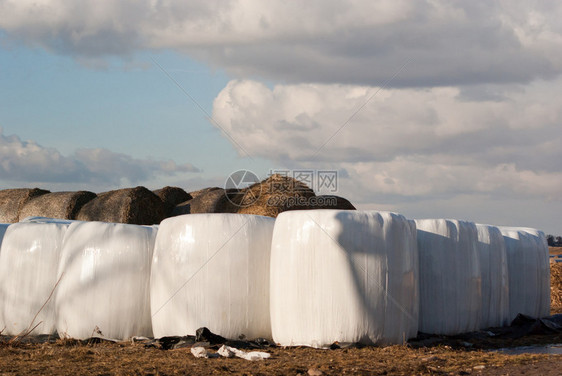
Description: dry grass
xmin=0 ymin=339 xmax=559 ymax=376
xmin=551 ymin=263 xmax=562 ymax=313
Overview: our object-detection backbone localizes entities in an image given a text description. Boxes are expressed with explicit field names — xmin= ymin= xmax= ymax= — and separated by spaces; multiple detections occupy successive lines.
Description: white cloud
xmin=212 ymin=78 xmax=562 ymax=203
xmin=2 ymin=1 xmax=562 ymax=86
xmin=0 ymin=128 xmax=199 ymax=188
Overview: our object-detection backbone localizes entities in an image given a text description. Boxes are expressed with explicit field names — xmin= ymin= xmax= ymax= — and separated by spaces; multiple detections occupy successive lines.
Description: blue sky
xmin=1 ymin=45 xmax=269 ymax=183
xmin=1 ymin=1 xmax=561 ymax=234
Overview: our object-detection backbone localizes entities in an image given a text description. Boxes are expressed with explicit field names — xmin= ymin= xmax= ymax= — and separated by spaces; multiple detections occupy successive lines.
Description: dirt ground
xmin=1 ymin=250 xmax=562 ymax=375
xmin=2 ymin=338 xmax=562 ymax=376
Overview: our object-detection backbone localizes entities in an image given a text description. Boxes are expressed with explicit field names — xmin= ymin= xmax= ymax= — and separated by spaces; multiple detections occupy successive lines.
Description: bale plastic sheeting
xmin=55 ymin=222 xmax=157 ymax=340
xmin=499 ymin=227 xmax=550 ymax=320
xmin=20 ymin=216 xmax=77 ymax=224
xmin=0 ymin=222 xmax=69 ymax=335
xmin=151 ymin=214 xmax=275 ymax=340
xmin=416 ymin=219 xmax=481 ymax=335
xmin=0 ymin=223 xmax=8 ymax=247
xmin=271 ymin=210 xmax=418 ymax=348
xmin=476 ymin=224 xmax=510 ymax=328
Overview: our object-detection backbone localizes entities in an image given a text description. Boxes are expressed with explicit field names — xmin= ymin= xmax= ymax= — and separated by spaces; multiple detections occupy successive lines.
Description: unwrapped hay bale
xmin=171 ymin=200 xmax=191 ymax=217
xmin=178 ymin=188 xmax=239 ymax=215
xmin=0 ymin=188 xmax=50 ymax=223
xmin=76 ymin=186 xmax=165 ymax=225
xmin=18 ymin=191 xmax=96 ymax=221
xmin=169 ymin=187 xmax=227 ymax=216
xmin=188 ymin=187 xmax=223 ymax=199
xmin=236 ymin=174 xmax=316 ymax=217
xmin=551 ymin=263 xmax=562 ymax=313
xmin=153 ymin=186 xmax=192 ymax=217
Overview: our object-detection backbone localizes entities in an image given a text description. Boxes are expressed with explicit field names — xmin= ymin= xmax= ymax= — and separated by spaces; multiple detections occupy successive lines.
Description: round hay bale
xmin=153 ymin=186 xmax=192 ymax=217
xmin=187 ymin=188 xmax=239 ymax=214
xmin=284 ymin=195 xmax=356 ymax=211
xmin=0 ymin=188 xmax=50 ymax=223
xmin=76 ymin=186 xmax=165 ymax=225
xmin=236 ymin=174 xmax=316 ymax=218
xmin=187 ymin=187 xmax=223 ymax=199
xmin=18 ymin=191 xmax=97 ymax=221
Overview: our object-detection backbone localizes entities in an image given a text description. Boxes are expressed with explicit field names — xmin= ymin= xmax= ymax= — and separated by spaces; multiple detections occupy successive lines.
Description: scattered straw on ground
xmin=551 ymin=263 xmax=562 ymax=313
xmin=1 ymin=339 xmax=560 ymax=376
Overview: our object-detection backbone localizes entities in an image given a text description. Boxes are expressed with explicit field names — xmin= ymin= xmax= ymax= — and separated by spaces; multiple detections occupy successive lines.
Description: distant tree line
xmin=547 ymin=234 xmax=562 ymax=246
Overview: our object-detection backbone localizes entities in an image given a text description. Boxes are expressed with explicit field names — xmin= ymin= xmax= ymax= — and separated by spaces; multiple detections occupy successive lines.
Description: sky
xmin=0 ymin=0 xmax=561 ymax=234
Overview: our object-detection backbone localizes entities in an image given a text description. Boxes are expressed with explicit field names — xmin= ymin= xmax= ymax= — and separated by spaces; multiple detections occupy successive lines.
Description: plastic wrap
xmin=0 ymin=223 xmax=8 ymax=246
xmin=0 ymin=222 xmax=70 ymax=335
xmin=55 ymin=221 xmax=157 ymax=339
xmin=415 ymin=219 xmax=481 ymax=335
xmin=151 ymin=214 xmax=275 ymax=340
xmin=475 ymin=224 xmax=510 ymax=328
xmin=19 ymin=216 xmax=77 ymax=224
xmin=270 ymin=210 xmax=418 ymax=348
xmin=499 ymin=227 xmax=550 ymax=320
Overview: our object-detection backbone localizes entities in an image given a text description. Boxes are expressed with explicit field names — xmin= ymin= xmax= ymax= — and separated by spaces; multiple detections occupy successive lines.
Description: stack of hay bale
xmin=0 ymin=174 xmax=357 ymax=225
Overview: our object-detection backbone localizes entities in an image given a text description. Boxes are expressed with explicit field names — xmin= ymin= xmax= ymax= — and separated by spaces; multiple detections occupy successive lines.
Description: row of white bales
xmin=0 ymin=210 xmax=550 ymax=348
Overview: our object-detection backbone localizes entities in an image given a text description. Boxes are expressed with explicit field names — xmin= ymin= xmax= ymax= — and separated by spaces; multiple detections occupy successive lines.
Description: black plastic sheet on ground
xmin=143 ymin=327 xmax=274 ymax=350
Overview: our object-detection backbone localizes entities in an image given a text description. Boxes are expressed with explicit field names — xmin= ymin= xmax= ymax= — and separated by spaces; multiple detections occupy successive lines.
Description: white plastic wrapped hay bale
xmin=151 ymin=214 xmax=275 ymax=340
xmin=0 ymin=221 xmax=70 ymax=335
xmin=415 ymin=219 xmax=481 ymax=335
xmin=270 ymin=210 xmax=418 ymax=348
xmin=499 ymin=227 xmax=550 ymax=320
xmin=55 ymin=221 xmax=157 ymax=339
xmin=475 ymin=224 xmax=510 ymax=328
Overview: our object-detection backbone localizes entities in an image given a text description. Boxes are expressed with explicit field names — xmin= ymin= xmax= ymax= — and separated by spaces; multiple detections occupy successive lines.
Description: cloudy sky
xmin=1 ymin=0 xmax=561 ymax=234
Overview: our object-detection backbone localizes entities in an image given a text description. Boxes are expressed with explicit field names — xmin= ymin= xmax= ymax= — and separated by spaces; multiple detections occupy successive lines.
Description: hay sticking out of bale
xmin=551 ymin=263 xmax=562 ymax=313
xmin=0 ymin=188 xmax=50 ymax=223
xmin=18 ymin=191 xmax=96 ymax=221
xmin=76 ymin=186 xmax=165 ymax=225
xmin=236 ymin=174 xmax=316 ymax=217
xmin=153 ymin=186 xmax=192 ymax=216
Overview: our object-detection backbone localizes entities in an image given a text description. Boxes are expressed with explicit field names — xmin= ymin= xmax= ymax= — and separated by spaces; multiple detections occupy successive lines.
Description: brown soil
xmin=2 ymin=261 xmax=562 ymax=375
